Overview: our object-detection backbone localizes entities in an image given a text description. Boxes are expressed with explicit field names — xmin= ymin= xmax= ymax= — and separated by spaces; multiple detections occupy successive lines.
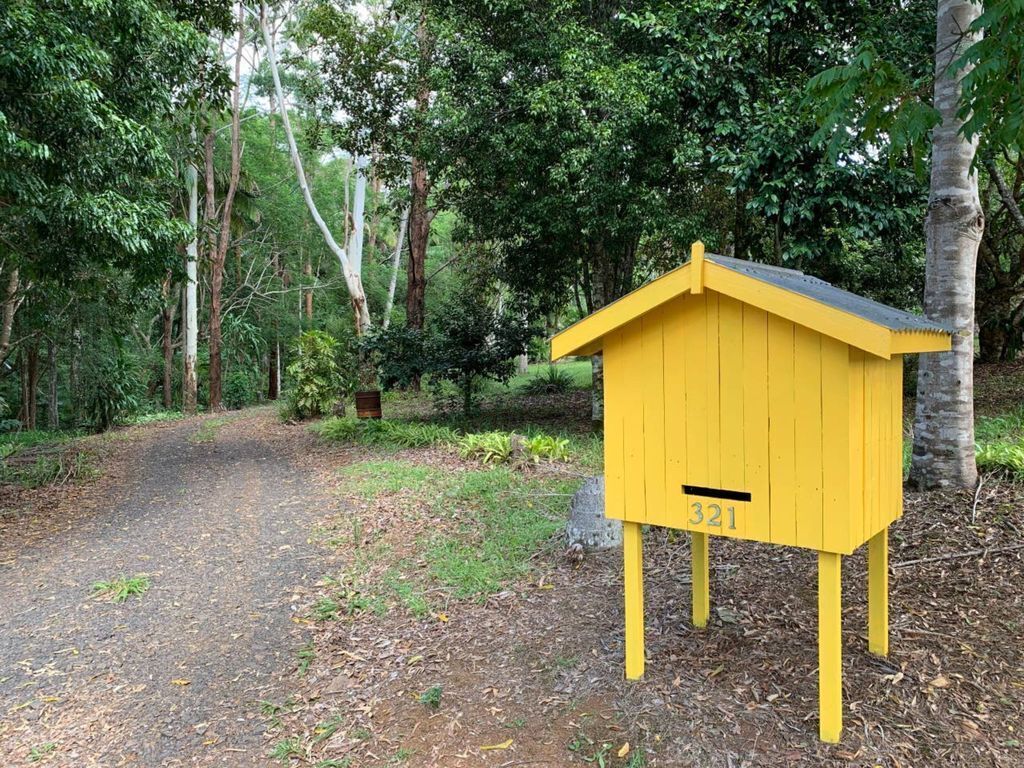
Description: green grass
xmin=336 ymin=459 xmax=442 ymax=499
xmin=190 ymin=416 xmax=232 ymax=444
xmin=974 ymin=404 xmax=1024 ymax=476
xmin=316 ymin=418 xmax=457 ymax=449
xmin=426 ymin=467 xmax=578 ymax=598
xmin=270 ymin=736 xmax=303 ymax=762
xmin=91 ymin=574 xmax=151 ymax=603
xmin=0 ymin=449 xmax=94 ymax=488
xmin=502 ymin=360 xmax=592 ymax=392
xmin=28 ymin=743 xmax=57 ymax=762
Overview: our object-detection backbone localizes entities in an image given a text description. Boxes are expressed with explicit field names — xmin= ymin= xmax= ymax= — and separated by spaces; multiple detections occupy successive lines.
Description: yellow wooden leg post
xmin=623 ymin=521 xmax=645 ymax=679
xmin=868 ymin=528 xmax=889 ymax=657
xmin=818 ymin=551 xmax=843 ymax=743
xmin=692 ymin=531 xmax=709 ymax=628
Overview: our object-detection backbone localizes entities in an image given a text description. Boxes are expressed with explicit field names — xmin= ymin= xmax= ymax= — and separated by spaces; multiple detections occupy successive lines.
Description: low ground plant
xmin=975 ymin=404 xmax=1024 ymax=476
xmin=316 ymin=418 xmax=457 ymax=448
xmin=92 ymin=575 xmax=151 ymax=603
xmin=519 ymin=364 xmax=576 ymax=395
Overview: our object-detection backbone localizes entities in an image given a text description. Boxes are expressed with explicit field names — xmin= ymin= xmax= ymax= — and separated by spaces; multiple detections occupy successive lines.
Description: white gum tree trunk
xmin=909 ymin=0 xmax=984 ymax=489
xmin=183 ymin=160 xmax=199 ymax=415
xmin=383 ymin=206 xmax=409 ymax=329
xmin=259 ymin=3 xmax=372 ymax=335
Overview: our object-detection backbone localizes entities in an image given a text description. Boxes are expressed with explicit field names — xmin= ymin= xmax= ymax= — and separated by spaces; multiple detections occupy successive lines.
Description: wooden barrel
xmin=355 ymin=390 xmax=382 ymax=419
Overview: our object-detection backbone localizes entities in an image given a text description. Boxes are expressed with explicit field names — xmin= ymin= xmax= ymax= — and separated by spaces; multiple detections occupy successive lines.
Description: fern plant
xmin=286 ymin=331 xmax=341 ymax=419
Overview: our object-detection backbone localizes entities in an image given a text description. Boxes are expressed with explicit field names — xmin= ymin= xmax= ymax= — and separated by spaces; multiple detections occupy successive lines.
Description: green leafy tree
xmin=286 ymin=330 xmax=344 ymax=419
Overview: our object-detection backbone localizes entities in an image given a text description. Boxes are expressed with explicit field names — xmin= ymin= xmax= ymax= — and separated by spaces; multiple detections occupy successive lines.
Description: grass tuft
xmin=91 ymin=575 xmax=151 ymax=603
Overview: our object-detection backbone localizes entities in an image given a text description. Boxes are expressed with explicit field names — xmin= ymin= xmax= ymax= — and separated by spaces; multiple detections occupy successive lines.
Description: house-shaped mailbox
xmin=550 ymin=244 xmax=951 ymax=743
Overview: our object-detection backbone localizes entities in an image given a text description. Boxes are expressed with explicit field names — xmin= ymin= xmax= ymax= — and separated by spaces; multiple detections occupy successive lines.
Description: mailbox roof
xmin=550 ymin=251 xmax=952 ymax=360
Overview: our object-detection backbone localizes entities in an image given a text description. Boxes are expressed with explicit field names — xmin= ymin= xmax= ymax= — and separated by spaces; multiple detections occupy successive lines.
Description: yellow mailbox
xmin=550 ymin=243 xmax=951 ymax=742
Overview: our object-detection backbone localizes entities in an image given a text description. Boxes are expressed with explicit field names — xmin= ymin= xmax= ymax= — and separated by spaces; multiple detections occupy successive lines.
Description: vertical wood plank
xmin=691 ymin=531 xmax=710 ymax=628
xmin=818 ymin=550 xmax=843 ymax=743
xmin=603 ymin=332 xmax=626 ymax=520
xmin=641 ymin=310 xmax=667 ymax=527
xmin=868 ymin=528 xmax=889 ymax=657
xmin=768 ymin=315 xmax=797 ymax=546
xmin=794 ymin=326 xmax=824 ymax=550
xmin=662 ymin=299 xmax=688 ymax=529
xmin=705 ymin=291 xmax=722 ymax=488
xmin=682 ymin=294 xmax=708 ymax=492
xmin=742 ymin=305 xmax=771 ymax=543
xmin=621 ymin=320 xmax=647 ymax=523
xmin=623 ymin=521 xmax=645 ymax=679
xmin=848 ymin=349 xmax=865 ymax=547
xmin=821 ymin=337 xmax=851 ymax=553
xmin=718 ymin=294 xmax=747 ymax=539
xmin=891 ymin=357 xmax=904 ymax=524
xmin=864 ymin=358 xmax=883 ymax=538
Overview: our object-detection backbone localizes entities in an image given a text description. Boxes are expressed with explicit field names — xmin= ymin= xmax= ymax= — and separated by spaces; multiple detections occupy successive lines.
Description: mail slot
xmin=551 ymin=242 xmax=952 ymax=743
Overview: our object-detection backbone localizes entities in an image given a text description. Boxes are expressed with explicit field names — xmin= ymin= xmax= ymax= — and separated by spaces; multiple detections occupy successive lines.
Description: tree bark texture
xmin=47 ymin=338 xmax=58 ymax=430
xmin=161 ymin=272 xmax=175 ymax=409
xmin=208 ymin=5 xmax=246 ymax=411
xmin=383 ymin=206 xmax=409 ymax=329
xmin=909 ymin=0 xmax=984 ymax=489
xmin=183 ymin=160 xmax=200 ymax=415
xmin=1 ymin=268 xmax=23 ymax=367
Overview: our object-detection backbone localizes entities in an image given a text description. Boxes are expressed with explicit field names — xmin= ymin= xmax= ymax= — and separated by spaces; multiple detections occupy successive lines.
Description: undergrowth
xmin=975 ymin=404 xmax=1024 ymax=476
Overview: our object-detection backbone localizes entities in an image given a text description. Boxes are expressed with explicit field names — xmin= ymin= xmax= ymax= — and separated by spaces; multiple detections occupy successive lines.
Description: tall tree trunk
xmin=208 ymin=4 xmax=246 ymax=412
xmin=20 ymin=342 xmax=39 ymax=430
xmin=0 ymin=268 xmax=23 ymax=367
xmin=303 ymin=254 xmax=313 ymax=321
xmin=183 ymin=159 xmax=200 ymax=415
xmin=69 ymin=327 xmax=81 ymax=425
xmin=260 ymin=2 xmax=371 ymax=335
xmin=47 ymin=338 xmax=58 ymax=430
xmin=383 ymin=206 xmax=409 ymax=329
xmin=268 ymin=340 xmax=280 ymax=400
xmin=161 ymin=272 xmax=175 ymax=409
xmin=406 ymin=11 xmax=432 ymax=337
xmin=909 ymin=0 xmax=985 ymax=490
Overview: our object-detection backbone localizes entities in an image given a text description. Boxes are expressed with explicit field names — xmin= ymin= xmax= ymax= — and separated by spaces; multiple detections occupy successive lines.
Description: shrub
xmin=426 ymin=293 xmax=533 ymax=416
xmin=360 ymin=326 xmax=428 ymax=390
xmin=223 ymin=368 xmax=260 ymax=410
xmin=523 ymin=434 xmax=571 ymax=462
xmin=286 ymin=331 xmax=341 ymax=419
xmin=86 ymin=351 xmax=142 ymax=431
xmin=457 ymin=431 xmax=513 ymax=464
xmin=520 ymin=365 xmax=575 ymax=395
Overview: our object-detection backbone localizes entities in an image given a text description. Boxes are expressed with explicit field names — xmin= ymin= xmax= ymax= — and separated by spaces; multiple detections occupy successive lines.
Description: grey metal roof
xmin=706 ymin=253 xmax=951 ymax=334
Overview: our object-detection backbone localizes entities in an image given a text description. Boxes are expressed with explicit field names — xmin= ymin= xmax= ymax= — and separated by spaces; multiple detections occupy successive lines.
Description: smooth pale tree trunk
xmin=183 ymin=161 xmax=200 ymax=415
xmin=47 ymin=338 xmax=58 ymax=430
xmin=0 ymin=268 xmax=23 ymax=367
xmin=383 ymin=206 xmax=409 ymax=329
xmin=209 ymin=5 xmax=246 ymax=411
xmin=260 ymin=3 xmax=371 ymax=335
xmin=909 ymin=0 xmax=985 ymax=489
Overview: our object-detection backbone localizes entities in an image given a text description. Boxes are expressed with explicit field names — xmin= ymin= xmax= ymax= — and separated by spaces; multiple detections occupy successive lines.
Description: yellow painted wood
xmin=868 ymin=528 xmax=889 ymax=657
xmin=742 ymin=304 xmax=771 ymax=543
xmin=794 ymin=325 xmax=824 ymax=550
xmin=641 ymin=311 xmax=667 ymax=527
xmin=821 ymin=336 xmax=851 ymax=554
xmin=705 ymin=262 xmax=893 ymax=359
xmin=682 ymin=294 xmax=708 ymax=491
xmin=705 ymin=291 xmax=722 ymax=489
xmin=692 ymin=531 xmax=710 ymax=628
xmin=818 ymin=550 xmax=843 ymax=743
xmin=864 ymin=358 xmax=885 ymax=538
xmin=718 ymin=294 xmax=747 ymax=539
xmin=691 ymin=241 xmax=705 ymax=294
xmin=767 ymin=314 xmax=797 ymax=546
xmin=662 ymin=299 xmax=688 ymax=529
xmin=623 ymin=521 xmax=645 ymax=679
xmin=549 ymin=263 xmax=690 ymax=359
xmin=621 ymin=320 xmax=647 ymax=523
xmin=890 ymin=330 xmax=952 ymax=354
xmin=848 ymin=349 xmax=865 ymax=548
xmin=890 ymin=357 xmax=904 ymax=525
xmin=603 ymin=331 xmax=626 ymax=520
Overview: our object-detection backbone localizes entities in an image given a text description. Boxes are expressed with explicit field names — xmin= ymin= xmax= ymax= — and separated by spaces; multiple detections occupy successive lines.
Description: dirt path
xmin=0 ymin=409 xmax=343 ymax=767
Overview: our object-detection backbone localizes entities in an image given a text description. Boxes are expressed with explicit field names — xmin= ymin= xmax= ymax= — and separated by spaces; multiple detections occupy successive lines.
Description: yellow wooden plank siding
xmin=742 ymin=304 xmax=771 ymax=543
xmin=549 ymin=264 xmax=691 ymax=359
xmin=864 ymin=356 xmax=887 ymax=539
xmin=620 ymin=320 xmax=648 ymax=523
xmin=682 ymin=293 xmax=709 ymax=493
xmin=705 ymin=292 xmax=722 ymax=490
xmin=641 ymin=309 xmax=668 ymax=527
xmin=603 ymin=330 xmax=626 ymax=521
xmin=794 ymin=325 xmax=824 ymax=550
xmin=890 ymin=356 xmax=904 ymax=525
xmin=767 ymin=314 xmax=798 ymax=546
xmin=848 ymin=349 xmax=866 ymax=548
xmin=704 ymin=262 xmax=893 ymax=359
xmin=662 ymin=298 xmax=688 ymax=530
xmin=821 ymin=336 xmax=851 ymax=554
xmin=890 ymin=330 xmax=951 ymax=354
xmin=718 ymin=294 xmax=748 ymax=539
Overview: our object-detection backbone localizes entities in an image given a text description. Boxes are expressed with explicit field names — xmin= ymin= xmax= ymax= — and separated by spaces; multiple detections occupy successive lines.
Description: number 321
xmin=690 ymin=502 xmax=737 ymax=530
